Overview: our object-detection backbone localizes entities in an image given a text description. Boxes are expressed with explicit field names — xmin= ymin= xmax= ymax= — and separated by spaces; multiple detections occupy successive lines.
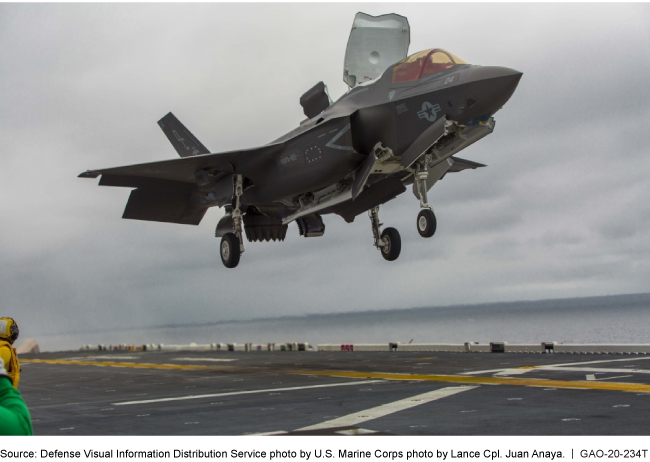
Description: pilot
xmin=0 ymin=318 xmax=20 ymax=389
xmin=0 ymin=356 xmax=33 ymax=435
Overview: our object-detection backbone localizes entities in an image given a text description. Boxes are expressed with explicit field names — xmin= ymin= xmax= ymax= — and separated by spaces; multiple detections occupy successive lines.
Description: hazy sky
xmin=1 ymin=3 xmax=649 ymax=341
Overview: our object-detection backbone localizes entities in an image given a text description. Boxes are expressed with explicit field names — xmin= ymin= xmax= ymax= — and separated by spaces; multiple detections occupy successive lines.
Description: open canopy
xmin=343 ymin=12 xmax=410 ymax=88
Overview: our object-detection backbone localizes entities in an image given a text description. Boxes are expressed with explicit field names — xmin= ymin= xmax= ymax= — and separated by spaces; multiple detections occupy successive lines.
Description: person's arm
xmin=0 ymin=359 xmax=33 ymax=435
xmin=0 ymin=346 xmax=11 ymax=371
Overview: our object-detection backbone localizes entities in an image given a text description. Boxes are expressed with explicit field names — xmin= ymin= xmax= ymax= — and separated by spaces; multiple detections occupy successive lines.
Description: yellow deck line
xmin=291 ymin=369 xmax=650 ymax=393
xmin=21 ymin=359 xmax=236 ymax=372
xmin=22 ymin=359 xmax=650 ymax=393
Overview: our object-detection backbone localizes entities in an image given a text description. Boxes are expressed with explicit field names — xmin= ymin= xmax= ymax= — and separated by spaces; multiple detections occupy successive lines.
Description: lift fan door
xmin=343 ymin=12 xmax=410 ymax=88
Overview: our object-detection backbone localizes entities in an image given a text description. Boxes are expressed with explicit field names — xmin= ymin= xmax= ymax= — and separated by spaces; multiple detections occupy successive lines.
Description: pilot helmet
xmin=0 ymin=318 xmax=19 ymax=344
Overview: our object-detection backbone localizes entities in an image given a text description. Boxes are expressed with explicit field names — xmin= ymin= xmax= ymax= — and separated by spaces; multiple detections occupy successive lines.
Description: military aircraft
xmin=79 ymin=13 xmax=522 ymax=268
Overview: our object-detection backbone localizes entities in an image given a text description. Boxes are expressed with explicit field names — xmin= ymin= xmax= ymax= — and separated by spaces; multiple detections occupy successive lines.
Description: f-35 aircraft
xmin=80 ymin=13 xmax=522 ymax=268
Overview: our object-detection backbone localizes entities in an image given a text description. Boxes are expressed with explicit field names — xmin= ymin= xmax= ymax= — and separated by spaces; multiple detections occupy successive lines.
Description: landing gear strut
xmin=370 ymin=206 xmax=401 ymax=261
xmin=414 ymin=155 xmax=437 ymax=238
xmin=220 ymin=175 xmax=245 ymax=269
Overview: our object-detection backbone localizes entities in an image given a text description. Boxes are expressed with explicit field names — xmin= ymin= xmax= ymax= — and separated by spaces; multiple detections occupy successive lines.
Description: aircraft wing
xmin=447 ymin=156 xmax=486 ymax=172
xmin=79 ymin=143 xmax=285 ymax=225
xmin=79 ymin=143 xmax=285 ymax=184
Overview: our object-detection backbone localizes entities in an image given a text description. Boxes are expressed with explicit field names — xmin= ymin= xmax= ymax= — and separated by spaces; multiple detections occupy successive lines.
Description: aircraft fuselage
xmin=241 ymin=60 xmax=522 ymax=219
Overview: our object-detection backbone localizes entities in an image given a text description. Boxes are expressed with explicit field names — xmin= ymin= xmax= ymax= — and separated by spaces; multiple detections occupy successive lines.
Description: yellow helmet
xmin=0 ymin=318 xmax=19 ymax=344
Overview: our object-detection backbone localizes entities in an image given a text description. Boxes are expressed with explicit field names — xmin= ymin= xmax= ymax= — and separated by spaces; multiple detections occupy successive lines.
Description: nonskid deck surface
xmin=18 ymin=351 xmax=650 ymax=435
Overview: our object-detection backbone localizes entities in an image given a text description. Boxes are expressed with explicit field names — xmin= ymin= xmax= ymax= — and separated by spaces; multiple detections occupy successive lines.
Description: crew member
xmin=0 ymin=317 xmax=20 ymax=388
xmin=0 ymin=357 xmax=33 ymax=435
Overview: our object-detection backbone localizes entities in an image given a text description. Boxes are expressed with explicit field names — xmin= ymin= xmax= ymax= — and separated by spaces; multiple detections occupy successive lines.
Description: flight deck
xmin=18 ymin=350 xmax=650 ymax=435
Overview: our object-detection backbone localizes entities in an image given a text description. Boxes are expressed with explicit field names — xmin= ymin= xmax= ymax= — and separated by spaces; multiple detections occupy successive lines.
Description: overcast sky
xmin=1 ymin=3 xmax=649 ymax=341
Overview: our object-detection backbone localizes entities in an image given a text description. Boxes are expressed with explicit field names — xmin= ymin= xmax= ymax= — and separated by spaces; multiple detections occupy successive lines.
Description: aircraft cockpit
xmin=392 ymin=49 xmax=468 ymax=83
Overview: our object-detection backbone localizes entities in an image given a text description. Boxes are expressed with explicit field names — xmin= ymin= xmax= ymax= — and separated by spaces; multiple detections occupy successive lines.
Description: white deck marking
xmin=173 ymin=358 xmax=237 ymax=362
xmin=336 ymin=428 xmax=379 ymax=435
xmin=586 ymin=374 xmax=632 ymax=381
xmin=542 ymin=366 xmax=650 ymax=374
xmin=296 ymin=385 xmax=478 ymax=431
xmin=113 ymin=380 xmax=385 ymax=406
xmin=463 ymin=357 xmax=650 ymax=376
xmin=250 ymin=430 xmax=289 ymax=435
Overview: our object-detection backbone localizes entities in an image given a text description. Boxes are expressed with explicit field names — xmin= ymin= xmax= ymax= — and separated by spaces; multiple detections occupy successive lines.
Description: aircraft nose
xmin=464 ymin=66 xmax=523 ymax=116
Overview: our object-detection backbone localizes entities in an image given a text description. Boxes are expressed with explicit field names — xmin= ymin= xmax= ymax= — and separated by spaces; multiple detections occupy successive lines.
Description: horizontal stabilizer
xmin=99 ymin=174 xmax=195 ymax=192
xmin=158 ymin=112 xmax=210 ymax=158
xmin=123 ymin=189 xmax=207 ymax=225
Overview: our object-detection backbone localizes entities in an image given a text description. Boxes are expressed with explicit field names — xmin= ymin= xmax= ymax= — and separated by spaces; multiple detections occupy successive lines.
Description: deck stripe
xmin=22 ymin=359 xmax=650 ymax=393
xmin=114 ymin=380 xmax=385 ymax=406
xmin=464 ymin=357 xmax=650 ymax=375
xmin=541 ymin=366 xmax=650 ymax=374
xmin=297 ymin=386 xmax=477 ymax=431
xmin=294 ymin=369 xmax=650 ymax=393
xmin=22 ymin=359 xmax=239 ymax=371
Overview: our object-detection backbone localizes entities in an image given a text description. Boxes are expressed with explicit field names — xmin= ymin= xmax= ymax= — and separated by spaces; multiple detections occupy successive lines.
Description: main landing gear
xmin=369 ymin=154 xmax=442 ymax=262
xmin=414 ymin=155 xmax=437 ymax=238
xmin=220 ymin=175 xmax=245 ymax=269
xmin=370 ymin=206 xmax=401 ymax=261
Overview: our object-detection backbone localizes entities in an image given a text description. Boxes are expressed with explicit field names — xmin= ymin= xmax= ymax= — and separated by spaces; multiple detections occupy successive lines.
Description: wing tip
xmin=78 ymin=170 xmax=101 ymax=179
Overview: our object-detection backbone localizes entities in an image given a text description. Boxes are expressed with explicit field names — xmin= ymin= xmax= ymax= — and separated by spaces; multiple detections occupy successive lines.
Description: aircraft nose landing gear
xmin=414 ymin=155 xmax=437 ymax=238
xmin=417 ymin=209 xmax=436 ymax=238
xmin=370 ymin=206 xmax=401 ymax=261
xmin=220 ymin=174 xmax=245 ymax=269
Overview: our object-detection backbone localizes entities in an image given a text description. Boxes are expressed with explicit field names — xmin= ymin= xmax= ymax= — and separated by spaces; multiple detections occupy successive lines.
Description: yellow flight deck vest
xmin=0 ymin=340 xmax=19 ymax=388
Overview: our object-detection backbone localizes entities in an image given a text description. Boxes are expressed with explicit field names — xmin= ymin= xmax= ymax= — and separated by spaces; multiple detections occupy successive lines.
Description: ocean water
xmin=25 ymin=293 xmax=650 ymax=352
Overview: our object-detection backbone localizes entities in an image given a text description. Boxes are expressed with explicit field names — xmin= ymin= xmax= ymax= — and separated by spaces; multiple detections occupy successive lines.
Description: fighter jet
xmin=79 ymin=13 xmax=522 ymax=268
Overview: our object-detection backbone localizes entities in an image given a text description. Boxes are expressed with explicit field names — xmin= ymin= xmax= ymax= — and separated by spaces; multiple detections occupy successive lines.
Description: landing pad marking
xmin=22 ymin=359 xmax=239 ymax=372
xmin=463 ymin=356 xmax=650 ymax=376
xmin=113 ymin=380 xmax=385 ymax=406
xmin=586 ymin=374 xmax=633 ymax=381
xmin=296 ymin=386 xmax=477 ymax=431
xmin=543 ymin=366 xmax=650 ymax=374
xmin=292 ymin=370 xmax=650 ymax=393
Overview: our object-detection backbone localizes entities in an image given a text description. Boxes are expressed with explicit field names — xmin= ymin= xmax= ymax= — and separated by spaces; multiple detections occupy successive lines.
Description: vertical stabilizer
xmin=158 ymin=112 xmax=210 ymax=157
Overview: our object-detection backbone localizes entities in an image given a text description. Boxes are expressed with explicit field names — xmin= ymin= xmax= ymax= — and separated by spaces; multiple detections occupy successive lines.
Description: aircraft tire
xmin=220 ymin=233 xmax=241 ymax=268
xmin=417 ymin=209 xmax=436 ymax=238
xmin=380 ymin=227 xmax=401 ymax=261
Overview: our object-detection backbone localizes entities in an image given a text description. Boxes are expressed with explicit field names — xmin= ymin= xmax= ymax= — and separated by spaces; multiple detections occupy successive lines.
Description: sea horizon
xmin=18 ymin=292 xmax=650 ymax=352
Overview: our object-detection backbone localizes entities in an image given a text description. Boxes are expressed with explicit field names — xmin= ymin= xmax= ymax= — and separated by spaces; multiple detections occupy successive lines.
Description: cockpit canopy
xmin=392 ymin=49 xmax=468 ymax=83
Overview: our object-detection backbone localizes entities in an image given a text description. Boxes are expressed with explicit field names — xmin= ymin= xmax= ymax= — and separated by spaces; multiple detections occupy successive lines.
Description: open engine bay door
xmin=343 ymin=12 xmax=410 ymax=88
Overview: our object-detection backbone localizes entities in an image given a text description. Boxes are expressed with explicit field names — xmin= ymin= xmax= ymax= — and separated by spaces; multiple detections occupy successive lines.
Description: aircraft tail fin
xmin=157 ymin=112 xmax=210 ymax=158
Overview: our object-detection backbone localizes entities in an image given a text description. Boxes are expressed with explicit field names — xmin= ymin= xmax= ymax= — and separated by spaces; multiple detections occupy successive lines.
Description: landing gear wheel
xmin=220 ymin=233 xmax=241 ymax=268
xmin=417 ymin=209 xmax=437 ymax=238
xmin=380 ymin=227 xmax=401 ymax=261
